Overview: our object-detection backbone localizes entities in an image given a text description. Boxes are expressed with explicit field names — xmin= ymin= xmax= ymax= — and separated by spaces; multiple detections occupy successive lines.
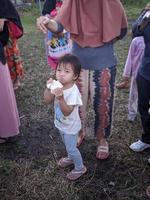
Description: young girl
xmin=44 ymin=54 xmax=87 ymax=180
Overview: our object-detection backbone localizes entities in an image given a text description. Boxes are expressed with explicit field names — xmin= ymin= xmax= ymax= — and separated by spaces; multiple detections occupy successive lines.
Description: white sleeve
xmin=66 ymin=87 xmax=83 ymax=106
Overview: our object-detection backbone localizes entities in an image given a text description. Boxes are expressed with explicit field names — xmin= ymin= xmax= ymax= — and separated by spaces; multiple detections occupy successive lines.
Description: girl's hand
xmin=47 ymin=78 xmax=53 ymax=85
xmin=52 ymin=88 xmax=63 ymax=100
xmin=36 ymin=16 xmax=49 ymax=34
xmin=0 ymin=19 xmax=6 ymax=32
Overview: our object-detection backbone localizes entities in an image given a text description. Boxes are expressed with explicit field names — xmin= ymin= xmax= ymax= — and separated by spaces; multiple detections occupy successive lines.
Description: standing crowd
xmin=0 ymin=0 xmax=150 ymax=197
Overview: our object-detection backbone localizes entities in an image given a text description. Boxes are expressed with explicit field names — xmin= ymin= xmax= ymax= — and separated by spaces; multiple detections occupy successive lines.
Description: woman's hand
xmin=0 ymin=18 xmax=6 ymax=32
xmin=37 ymin=16 xmax=58 ymax=34
xmin=36 ymin=16 xmax=49 ymax=34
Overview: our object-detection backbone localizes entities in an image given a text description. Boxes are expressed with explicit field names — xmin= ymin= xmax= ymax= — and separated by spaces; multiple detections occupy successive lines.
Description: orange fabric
xmin=4 ymin=22 xmax=24 ymax=83
xmin=55 ymin=0 xmax=128 ymax=47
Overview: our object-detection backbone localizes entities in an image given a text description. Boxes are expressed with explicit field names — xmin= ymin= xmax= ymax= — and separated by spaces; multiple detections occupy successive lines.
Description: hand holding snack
xmin=47 ymin=79 xmax=63 ymax=94
xmin=51 ymin=87 xmax=64 ymax=100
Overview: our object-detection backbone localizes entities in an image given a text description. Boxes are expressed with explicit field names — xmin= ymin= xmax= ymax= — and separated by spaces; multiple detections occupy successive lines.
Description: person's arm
xmin=132 ymin=9 xmax=150 ymax=37
xmin=37 ymin=16 xmax=63 ymax=34
xmin=45 ymin=19 xmax=59 ymax=33
xmin=42 ymin=0 xmax=56 ymax=15
xmin=44 ymin=88 xmax=55 ymax=104
xmin=123 ymin=38 xmax=136 ymax=77
xmin=53 ymin=88 xmax=74 ymax=116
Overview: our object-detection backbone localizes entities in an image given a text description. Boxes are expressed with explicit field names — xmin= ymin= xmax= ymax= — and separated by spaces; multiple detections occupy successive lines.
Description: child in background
xmin=45 ymin=0 xmax=71 ymax=75
xmin=44 ymin=54 xmax=87 ymax=180
xmin=116 ymin=36 xmax=145 ymax=122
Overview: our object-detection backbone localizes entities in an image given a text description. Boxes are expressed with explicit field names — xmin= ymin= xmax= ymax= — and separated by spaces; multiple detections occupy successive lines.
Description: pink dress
xmin=0 ymin=62 xmax=20 ymax=138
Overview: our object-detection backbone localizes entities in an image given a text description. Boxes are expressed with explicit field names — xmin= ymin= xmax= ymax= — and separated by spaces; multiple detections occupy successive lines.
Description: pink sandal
xmin=58 ymin=157 xmax=73 ymax=168
xmin=67 ymin=166 xmax=87 ymax=181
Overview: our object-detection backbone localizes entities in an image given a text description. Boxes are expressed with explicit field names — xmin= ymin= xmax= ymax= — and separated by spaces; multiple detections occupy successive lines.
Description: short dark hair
xmin=58 ymin=54 xmax=81 ymax=79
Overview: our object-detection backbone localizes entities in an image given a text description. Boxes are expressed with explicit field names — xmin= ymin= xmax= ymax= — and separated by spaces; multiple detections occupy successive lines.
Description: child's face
xmin=56 ymin=63 xmax=77 ymax=86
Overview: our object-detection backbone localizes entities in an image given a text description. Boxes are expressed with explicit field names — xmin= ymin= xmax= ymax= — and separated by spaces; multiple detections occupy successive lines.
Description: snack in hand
xmin=47 ymin=80 xmax=63 ymax=90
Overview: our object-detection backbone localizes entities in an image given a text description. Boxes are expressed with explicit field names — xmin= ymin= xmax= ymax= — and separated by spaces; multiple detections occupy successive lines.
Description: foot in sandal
xmin=96 ymin=141 xmax=109 ymax=160
xmin=67 ymin=166 xmax=87 ymax=181
xmin=58 ymin=157 xmax=73 ymax=168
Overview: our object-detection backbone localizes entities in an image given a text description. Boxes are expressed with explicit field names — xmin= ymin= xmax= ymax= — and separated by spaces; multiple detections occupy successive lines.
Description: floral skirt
xmin=4 ymin=25 xmax=24 ymax=84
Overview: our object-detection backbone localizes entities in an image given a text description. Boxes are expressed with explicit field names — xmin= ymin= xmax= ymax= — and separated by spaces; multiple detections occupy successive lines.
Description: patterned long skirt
xmin=77 ymin=66 xmax=116 ymax=140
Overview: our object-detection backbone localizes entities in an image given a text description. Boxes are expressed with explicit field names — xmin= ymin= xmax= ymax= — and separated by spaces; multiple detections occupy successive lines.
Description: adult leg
xmin=90 ymin=66 xmax=116 ymax=159
xmin=76 ymin=69 xmax=89 ymax=146
xmin=137 ymin=74 xmax=150 ymax=144
xmin=130 ymin=73 xmax=150 ymax=152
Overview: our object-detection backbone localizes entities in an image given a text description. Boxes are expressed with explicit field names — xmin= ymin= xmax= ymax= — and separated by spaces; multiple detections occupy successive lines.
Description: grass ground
xmin=0 ymin=5 xmax=150 ymax=200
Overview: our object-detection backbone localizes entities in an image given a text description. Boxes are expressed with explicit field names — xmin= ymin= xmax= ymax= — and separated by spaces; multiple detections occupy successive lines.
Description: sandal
xmin=58 ymin=157 xmax=73 ymax=168
xmin=146 ymin=185 xmax=150 ymax=198
xmin=77 ymin=131 xmax=86 ymax=147
xmin=96 ymin=144 xmax=109 ymax=160
xmin=67 ymin=166 xmax=87 ymax=181
xmin=0 ymin=137 xmax=8 ymax=144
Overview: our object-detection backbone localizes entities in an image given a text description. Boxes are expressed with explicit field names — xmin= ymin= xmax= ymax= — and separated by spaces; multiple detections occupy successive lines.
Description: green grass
xmin=122 ymin=0 xmax=149 ymax=6
xmin=19 ymin=5 xmax=40 ymax=32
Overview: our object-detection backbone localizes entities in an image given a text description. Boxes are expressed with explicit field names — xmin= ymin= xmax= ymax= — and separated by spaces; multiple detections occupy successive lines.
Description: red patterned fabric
xmin=4 ymin=22 xmax=24 ymax=83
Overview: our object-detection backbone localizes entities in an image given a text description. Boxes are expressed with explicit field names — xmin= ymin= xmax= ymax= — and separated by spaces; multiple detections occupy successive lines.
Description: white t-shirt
xmin=54 ymin=84 xmax=82 ymax=135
